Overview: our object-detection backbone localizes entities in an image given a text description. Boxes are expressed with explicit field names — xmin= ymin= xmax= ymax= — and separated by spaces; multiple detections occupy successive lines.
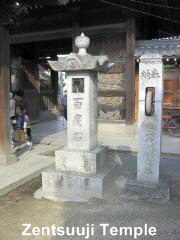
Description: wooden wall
xmin=89 ymin=34 xmax=126 ymax=120
xmin=163 ymin=63 xmax=180 ymax=114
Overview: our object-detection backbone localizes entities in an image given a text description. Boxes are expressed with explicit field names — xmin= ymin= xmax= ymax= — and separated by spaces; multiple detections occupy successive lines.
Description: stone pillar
xmin=137 ymin=53 xmax=163 ymax=184
xmin=0 ymin=22 xmax=17 ymax=165
xmin=124 ymin=53 xmax=170 ymax=200
xmin=35 ymin=33 xmax=119 ymax=202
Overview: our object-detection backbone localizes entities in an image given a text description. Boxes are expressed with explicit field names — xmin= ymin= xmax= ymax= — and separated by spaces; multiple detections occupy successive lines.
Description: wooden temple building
xmin=0 ymin=0 xmax=180 ymax=164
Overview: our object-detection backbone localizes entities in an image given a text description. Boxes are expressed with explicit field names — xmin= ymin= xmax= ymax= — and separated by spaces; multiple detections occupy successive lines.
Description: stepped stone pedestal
xmin=35 ymin=148 xmax=119 ymax=202
xmin=34 ymin=33 xmax=119 ymax=202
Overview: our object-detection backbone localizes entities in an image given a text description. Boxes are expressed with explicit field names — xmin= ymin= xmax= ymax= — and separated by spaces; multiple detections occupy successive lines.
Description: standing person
xmin=61 ymin=90 xmax=67 ymax=121
xmin=14 ymin=90 xmax=32 ymax=144
xmin=14 ymin=106 xmax=32 ymax=149
xmin=14 ymin=90 xmax=29 ymax=114
xmin=14 ymin=106 xmax=26 ymax=144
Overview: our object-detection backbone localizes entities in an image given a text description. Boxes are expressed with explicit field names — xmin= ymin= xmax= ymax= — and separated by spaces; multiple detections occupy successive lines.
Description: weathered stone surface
xmin=123 ymin=176 xmax=170 ymax=201
xmin=49 ymin=54 xmax=112 ymax=72
xmin=137 ymin=54 xmax=163 ymax=184
xmin=48 ymin=33 xmax=114 ymax=72
xmin=55 ymin=146 xmax=107 ymax=174
xmin=139 ymin=54 xmax=163 ymax=102
xmin=35 ymin=161 xmax=120 ymax=202
xmin=137 ymin=101 xmax=162 ymax=183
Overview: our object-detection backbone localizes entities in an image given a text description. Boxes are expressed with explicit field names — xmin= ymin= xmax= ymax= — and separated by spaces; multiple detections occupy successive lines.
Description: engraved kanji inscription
xmin=73 ymin=114 xmax=82 ymax=126
xmin=74 ymin=132 xmax=83 ymax=141
xmin=141 ymin=68 xmax=160 ymax=81
xmin=73 ymin=98 xmax=83 ymax=108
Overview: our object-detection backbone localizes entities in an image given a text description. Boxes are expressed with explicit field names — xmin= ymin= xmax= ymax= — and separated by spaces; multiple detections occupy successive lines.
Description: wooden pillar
xmin=51 ymin=69 xmax=59 ymax=110
xmin=71 ymin=8 xmax=80 ymax=52
xmin=126 ymin=17 xmax=136 ymax=124
xmin=0 ymin=22 xmax=16 ymax=165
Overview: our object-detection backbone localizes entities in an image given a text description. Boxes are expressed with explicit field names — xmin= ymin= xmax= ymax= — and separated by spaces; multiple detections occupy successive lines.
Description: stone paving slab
xmin=0 ymin=143 xmax=63 ymax=197
xmin=0 ymin=155 xmax=54 ymax=197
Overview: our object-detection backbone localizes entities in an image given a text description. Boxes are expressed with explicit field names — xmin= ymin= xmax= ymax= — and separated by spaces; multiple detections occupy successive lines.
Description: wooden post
xmin=51 ymin=69 xmax=59 ymax=110
xmin=0 ymin=22 xmax=16 ymax=165
xmin=126 ymin=17 xmax=136 ymax=124
xmin=71 ymin=8 xmax=80 ymax=52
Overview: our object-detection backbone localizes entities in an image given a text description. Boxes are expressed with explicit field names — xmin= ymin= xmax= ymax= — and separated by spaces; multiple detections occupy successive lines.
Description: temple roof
xmin=135 ymin=39 xmax=180 ymax=58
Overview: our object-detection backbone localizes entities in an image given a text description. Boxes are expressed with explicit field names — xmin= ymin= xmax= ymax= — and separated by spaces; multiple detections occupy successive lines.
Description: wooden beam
xmin=12 ymin=6 xmax=118 ymax=27
xmin=10 ymin=28 xmax=72 ymax=44
xmin=0 ymin=22 xmax=17 ymax=165
xmin=10 ymin=23 xmax=126 ymax=44
xmin=125 ymin=17 xmax=135 ymax=125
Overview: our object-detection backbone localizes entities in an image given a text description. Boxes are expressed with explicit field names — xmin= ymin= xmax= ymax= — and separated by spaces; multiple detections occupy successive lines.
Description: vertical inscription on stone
xmin=74 ymin=132 xmax=83 ymax=141
xmin=72 ymin=97 xmax=84 ymax=142
xmin=142 ymin=119 xmax=154 ymax=177
xmin=138 ymin=54 xmax=163 ymax=184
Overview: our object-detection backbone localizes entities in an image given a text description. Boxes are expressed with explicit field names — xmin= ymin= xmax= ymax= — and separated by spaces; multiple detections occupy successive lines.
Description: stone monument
xmin=34 ymin=33 xmax=119 ymax=202
xmin=138 ymin=53 xmax=163 ymax=184
xmin=124 ymin=53 xmax=170 ymax=200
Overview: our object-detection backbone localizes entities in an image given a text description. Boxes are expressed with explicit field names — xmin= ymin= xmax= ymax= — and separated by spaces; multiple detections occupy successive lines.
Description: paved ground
xmin=0 ymin=140 xmax=63 ymax=197
xmin=0 ymin=118 xmax=180 ymax=239
xmin=0 ymin=117 xmax=65 ymax=197
xmin=1 ymin=117 xmax=180 ymax=199
xmin=32 ymin=117 xmax=180 ymax=154
xmin=0 ymin=155 xmax=180 ymax=240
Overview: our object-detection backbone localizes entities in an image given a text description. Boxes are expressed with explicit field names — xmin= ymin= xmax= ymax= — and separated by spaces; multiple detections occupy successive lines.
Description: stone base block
xmin=55 ymin=145 xmax=107 ymax=175
xmin=34 ymin=161 xmax=120 ymax=202
xmin=123 ymin=176 xmax=170 ymax=201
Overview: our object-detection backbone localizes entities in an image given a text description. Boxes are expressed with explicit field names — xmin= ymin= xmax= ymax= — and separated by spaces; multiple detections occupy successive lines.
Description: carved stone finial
xmin=49 ymin=32 xmax=114 ymax=72
xmin=75 ymin=32 xmax=90 ymax=56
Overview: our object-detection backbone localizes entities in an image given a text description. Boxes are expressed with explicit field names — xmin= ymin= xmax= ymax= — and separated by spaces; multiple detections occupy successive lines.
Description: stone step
xmin=34 ymin=160 xmax=120 ymax=202
xmin=55 ymin=145 xmax=107 ymax=175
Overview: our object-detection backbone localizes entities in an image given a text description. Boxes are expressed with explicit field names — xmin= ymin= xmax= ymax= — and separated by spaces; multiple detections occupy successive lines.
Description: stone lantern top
xmin=48 ymin=33 xmax=114 ymax=72
xmin=75 ymin=32 xmax=90 ymax=56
